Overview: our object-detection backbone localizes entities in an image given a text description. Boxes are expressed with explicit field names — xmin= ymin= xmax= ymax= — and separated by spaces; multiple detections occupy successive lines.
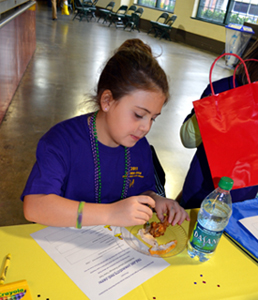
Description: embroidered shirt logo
xmin=123 ymin=167 xmax=144 ymax=189
xmin=129 ymin=167 xmax=144 ymax=178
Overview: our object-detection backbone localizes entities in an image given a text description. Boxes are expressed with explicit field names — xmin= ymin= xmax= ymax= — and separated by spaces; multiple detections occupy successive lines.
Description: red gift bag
xmin=193 ymin=53 xmax=258 ymax=189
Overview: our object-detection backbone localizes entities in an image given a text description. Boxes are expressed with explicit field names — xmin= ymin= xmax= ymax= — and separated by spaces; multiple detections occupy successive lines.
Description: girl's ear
xmin=100 ymin=90 xmax=115 ymax=112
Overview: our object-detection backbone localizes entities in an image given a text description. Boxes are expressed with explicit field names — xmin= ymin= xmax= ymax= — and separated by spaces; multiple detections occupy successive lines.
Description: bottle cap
xmin=218 ymin=177 xmax=234 ymax=190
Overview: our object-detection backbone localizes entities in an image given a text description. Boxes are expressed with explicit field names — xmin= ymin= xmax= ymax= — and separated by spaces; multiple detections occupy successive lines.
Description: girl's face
xmin=101 ymin=89 xmax=166 ymax=148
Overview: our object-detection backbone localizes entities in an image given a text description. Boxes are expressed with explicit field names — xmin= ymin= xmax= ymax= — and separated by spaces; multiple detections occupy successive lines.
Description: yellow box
xmin=0 ymin=280 xmax=32 ymax=300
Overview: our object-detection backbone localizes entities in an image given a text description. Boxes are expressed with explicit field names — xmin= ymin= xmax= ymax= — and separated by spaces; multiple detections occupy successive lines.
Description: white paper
xmin=31 ymin=225 xmax=169 ymax=300
xmin=239 ymin=215 xmax=258 ymax=240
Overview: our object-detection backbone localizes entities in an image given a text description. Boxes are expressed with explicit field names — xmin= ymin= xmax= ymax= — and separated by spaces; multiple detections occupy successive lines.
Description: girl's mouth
xmin=131 ymin=135 xmax=140 ymax=141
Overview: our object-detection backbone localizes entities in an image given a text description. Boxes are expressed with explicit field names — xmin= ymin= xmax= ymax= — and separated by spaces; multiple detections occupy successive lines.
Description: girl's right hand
xmin=107 ymin=195 xmax=155 ymax=227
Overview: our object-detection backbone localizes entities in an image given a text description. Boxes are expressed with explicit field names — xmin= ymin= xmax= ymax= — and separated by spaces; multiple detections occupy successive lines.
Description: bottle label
xmin=190 ymin=222 xmax=223 ymax=253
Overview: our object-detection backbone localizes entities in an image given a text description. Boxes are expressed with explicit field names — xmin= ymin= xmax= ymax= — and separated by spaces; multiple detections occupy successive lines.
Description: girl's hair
xmin=93 ymin=39 xmax=169 ymax=107
xmin=236 ymin=39 xmax=258 ymax=84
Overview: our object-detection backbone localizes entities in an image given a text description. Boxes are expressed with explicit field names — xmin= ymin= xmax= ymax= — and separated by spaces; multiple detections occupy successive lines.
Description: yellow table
xmin=0 ymin=210 xmax=257 ymax=300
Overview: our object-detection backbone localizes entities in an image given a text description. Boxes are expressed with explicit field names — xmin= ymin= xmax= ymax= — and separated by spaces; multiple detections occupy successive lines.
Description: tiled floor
xmin=0 ymin=2 xmax=232 ymax=226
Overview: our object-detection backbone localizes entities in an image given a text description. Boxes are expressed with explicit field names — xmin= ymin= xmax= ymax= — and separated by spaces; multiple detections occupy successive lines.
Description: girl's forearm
xmin=23 ymin=194 xmax=110 ymax=227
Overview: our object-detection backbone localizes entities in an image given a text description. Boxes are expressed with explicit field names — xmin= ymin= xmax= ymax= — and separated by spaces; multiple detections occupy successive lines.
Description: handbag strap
xmin=209 ymin=53 xmax=251 ymax=95
xmin=232 ymin=58 xmax=258 ymax=88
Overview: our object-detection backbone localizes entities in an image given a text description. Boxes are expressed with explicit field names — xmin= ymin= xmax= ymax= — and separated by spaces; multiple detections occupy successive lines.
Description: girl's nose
xmin=139 ymin=119 xmax=152 ymax=133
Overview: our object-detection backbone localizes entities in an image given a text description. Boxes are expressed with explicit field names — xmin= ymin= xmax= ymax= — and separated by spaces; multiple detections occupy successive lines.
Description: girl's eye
xmin=135 ymin=113 xmax=143 ymax=119
xmin=151 ymin=118 xmax=156 ymax=122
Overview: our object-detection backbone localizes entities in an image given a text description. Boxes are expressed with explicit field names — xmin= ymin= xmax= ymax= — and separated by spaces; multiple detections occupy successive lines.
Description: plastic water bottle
xmin=187 ymin=176 xmax=234 ymax=262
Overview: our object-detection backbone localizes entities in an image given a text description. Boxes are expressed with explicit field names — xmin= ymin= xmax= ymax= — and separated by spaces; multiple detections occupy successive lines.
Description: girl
xmin=22 ymin=38 xmax=190 ymax=228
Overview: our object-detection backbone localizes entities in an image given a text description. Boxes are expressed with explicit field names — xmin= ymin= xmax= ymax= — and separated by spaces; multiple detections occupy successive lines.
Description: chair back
xmin=74 ymin=0 xmax=83 ymax=8
xmin=166 ymin=14 xmax=177 ymax=26
xmin=84 ymin=0 xmax=92 ymax=5
xmin=125 ymin=5 xmax=137 ymax=17
xmin=131 ymin=12 xmax=140 ymax=25
xmin=115 ymin=5 xmax=128 ymax=14
xmin=156 ymin=12 xmax=169 ymax=23
xmin=84 ymin=0 xmax=98 ymax=6
xmin=135 ymin=7 xmax=143 ymax=17
xmin=127 ymin=5 xmax=137 ymax=12
xmin=105 ymin=1 xmax=115 ymax=10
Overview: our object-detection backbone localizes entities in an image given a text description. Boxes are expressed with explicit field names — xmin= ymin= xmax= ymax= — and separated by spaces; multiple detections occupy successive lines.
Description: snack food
xmin=137 ymin=227 xmax=158 ymax=247
xmin=147 ymin=215 xmax=170 ymax=238
xmin=149 ymin=240 xmax=177 ymax=255
xmin=138 ymin=215 xmax=177 ymax=255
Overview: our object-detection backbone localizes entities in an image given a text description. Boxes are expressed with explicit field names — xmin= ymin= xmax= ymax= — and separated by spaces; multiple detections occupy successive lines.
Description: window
xmin=196 ymin=0 xmax=258 ymax=25
xmin=137 ymin=0 xmax=176 ymax=13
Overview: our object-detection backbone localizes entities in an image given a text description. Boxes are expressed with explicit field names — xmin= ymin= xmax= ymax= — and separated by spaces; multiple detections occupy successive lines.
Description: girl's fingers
xmin=138 ymin=195 xmax=156 ymax=208
xmin=168 ymin=204 xmax=190 ymax=226
xmin=167 ymin=208 xmax=175 ymax=224
xmin=171 ymin=211 xmax=181 ymax=226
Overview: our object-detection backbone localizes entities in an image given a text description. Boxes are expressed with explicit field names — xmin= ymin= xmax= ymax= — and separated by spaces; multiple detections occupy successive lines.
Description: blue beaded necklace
xmin=89 ymin=111 xmax=131 ymax=203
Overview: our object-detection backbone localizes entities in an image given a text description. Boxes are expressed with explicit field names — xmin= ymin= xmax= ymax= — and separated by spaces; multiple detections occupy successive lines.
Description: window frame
xmin=137 ymin=0 xmax=176 ymax=13
xmin=195 ymin=0 xmax=258 ymax=25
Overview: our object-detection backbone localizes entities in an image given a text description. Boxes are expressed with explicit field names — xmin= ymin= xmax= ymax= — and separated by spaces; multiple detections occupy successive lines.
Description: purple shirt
xmin=21 ymin=114 xmax=156 ymax=203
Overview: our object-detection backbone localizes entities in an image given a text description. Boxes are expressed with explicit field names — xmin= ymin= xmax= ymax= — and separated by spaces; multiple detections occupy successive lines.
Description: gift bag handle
xmin=209 ymin=53 xmax=251 ymax=95
xmin=232 ymin=58 xmax=258 ymax=88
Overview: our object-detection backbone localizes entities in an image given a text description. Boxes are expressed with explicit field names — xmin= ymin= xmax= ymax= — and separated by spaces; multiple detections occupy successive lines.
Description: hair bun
xmin=117 ymin=38 xmax=152 ymax=56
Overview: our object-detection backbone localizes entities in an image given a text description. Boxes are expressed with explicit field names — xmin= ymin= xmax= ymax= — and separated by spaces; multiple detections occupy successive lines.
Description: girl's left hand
xmin=154 ymin=196 xmax=190 ymax=226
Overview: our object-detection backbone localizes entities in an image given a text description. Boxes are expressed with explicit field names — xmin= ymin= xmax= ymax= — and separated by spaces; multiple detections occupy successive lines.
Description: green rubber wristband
xmin=76 ymin=201 xmax=85 ymax=229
